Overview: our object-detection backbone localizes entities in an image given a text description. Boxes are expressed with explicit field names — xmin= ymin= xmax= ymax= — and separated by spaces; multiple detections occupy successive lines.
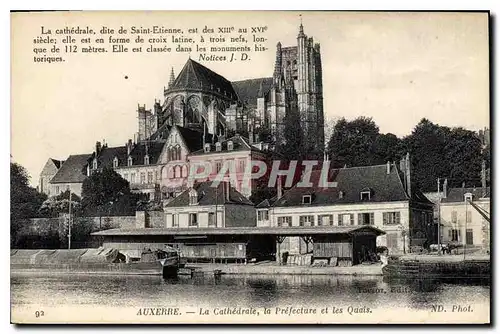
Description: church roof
xmin=232 ymin=77 xmax=273 ymax=106
xmin=170 ymin=59 xmax=237 ymax=99
xmin=50 ymin=154 xmax=91 ymax=184
xmin=176 ymin=126 xmax=213 ymax=152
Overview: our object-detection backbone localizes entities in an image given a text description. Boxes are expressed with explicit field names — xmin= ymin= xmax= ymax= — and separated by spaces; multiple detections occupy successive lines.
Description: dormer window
xmin=189 ymin=188 xmax=198 ymax=205
xmin=339 ymin=191 xmax=344 ymax=199
xmin=464 ymin=193 xmax=473 ymax=202
xmin=215 ymin=142 xmax=222 ymax=152
xmin=92 ymin=158 xmax=98 ymax=170
xmin=144 ymin=155 xmax=150 ymax=165
xmin=360 ymin=190 xmax=371 ymax=201
xmin=302 ymin=194 xmax=312 ymax=204
xmin=227 ymin=140 xmax=234 ymax=151
xmin=113 ymin=157 xmax=119 ymax=168
xmin=128 ymin=156 xmax=133 ymax=167
xmin=204 ymin=143 xmax=211 ymax=153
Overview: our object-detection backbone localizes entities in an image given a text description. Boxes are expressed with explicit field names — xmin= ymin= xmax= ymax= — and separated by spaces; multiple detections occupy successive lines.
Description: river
xmin=10 ymin=272 xmax=490 ymax=323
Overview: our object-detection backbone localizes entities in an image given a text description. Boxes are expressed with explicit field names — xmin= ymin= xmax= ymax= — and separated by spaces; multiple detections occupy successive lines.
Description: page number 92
xmin=35 ymin=310 xmax=44 ymax=318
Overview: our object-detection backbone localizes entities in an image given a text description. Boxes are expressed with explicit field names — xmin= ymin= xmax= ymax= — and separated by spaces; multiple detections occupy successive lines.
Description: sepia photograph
xmin=10 ymin=10 xmax=490 ymax=324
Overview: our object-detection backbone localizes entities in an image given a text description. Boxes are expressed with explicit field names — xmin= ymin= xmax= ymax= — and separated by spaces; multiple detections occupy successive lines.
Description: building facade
xmin=439 ymin=187 xmax=490 ymax=251
xmin=38 ymin=158 xmax=63 ymax=196
xmin=258 ymin=160 xmax=434 ymax=255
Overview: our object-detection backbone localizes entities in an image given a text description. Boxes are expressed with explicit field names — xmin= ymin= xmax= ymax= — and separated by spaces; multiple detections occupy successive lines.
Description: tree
xmin=278 ymin=108 xmax=305 ymax=161
xmin=81 ymin=167 xmax=139 ymax=216
xmin=326 ymin=117 xmax=381 ymax=168
xmin=372 ymin=133 xmax=402 ymax=164
xmin=11 ymin=162 xmax=47 ymax=247
xmin=38 ymin=190 xmax=81 ymax=218
xmin=445 ymin=127 xmax=483 ymax=188
xmin=402 ymin=119 xmax=484 ymax=192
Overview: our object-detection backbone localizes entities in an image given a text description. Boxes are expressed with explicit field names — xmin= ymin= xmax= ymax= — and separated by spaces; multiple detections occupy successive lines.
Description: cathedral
xmin=137 ymin=22 xmax=325 ymax=151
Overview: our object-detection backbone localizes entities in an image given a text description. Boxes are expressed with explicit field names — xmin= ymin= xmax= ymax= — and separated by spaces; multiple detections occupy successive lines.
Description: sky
xmin=11 ymin=11 xmax=489 ymax=187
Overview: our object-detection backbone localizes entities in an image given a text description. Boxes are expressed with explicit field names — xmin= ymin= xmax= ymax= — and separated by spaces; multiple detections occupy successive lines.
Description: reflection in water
xmin=11 ymin=272 xmax=490 ymax=312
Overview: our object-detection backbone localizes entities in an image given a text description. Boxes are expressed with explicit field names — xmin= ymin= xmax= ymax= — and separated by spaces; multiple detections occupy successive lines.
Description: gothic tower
xmin=296 ymin=22 xmax=324 ymax=152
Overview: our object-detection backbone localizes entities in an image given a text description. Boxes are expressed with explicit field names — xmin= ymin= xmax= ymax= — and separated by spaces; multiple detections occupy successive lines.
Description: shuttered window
xmin=383 ymin=212 xmax=400 ymax=225
xmin=358 ymin=213 xmax=375 ymax=225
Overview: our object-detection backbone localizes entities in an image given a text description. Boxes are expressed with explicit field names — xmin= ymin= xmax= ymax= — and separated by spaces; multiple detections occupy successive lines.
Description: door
xmin=466 ymin=229 xmax=474 ymax=245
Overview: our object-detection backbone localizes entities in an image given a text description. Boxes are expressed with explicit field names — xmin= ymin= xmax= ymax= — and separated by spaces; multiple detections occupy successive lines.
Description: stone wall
xmin=14 ymin=216 xmax=136 ymax=249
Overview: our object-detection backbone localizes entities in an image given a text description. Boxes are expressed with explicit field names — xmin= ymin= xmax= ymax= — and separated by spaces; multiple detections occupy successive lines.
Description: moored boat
xmin=382 ymin=254 xmax=490 ymax=279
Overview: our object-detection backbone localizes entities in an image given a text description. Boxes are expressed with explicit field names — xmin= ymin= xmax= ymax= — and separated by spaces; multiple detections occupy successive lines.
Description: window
xmin=123 ymin=173 xmax=128 ymax=181
xmin=449 ymin=229 xmax=461 ymax=242
xmin=383 ymin=212 xmax=401 ymax=225
xmin=302 ymin=195 xmax=312 ymax=204
xmin=238 ymin=160 xmax=246 ymax=173
xmin=113 ymin=157 xmax=119 ymax=168
xmin=277 ymin=216 xmax=292 ymax=227
xmin=144 ymin=155 xmax=150 ymax=165
xmin=172 ymin=214 xmax=178 ymax=227
xmin=140 ymin=173 xmax=146 ymax=184
xmin=358 ymin=213 xmax=375 ymax=225
xmin=128 ymin=156 xmax=133 ymax=166
xmin=338 ymin=213 xmax=354 ymax=226
xmin=299 ymin=215 xmax=314 ymax=227
xmin=451 ymin=211 xmax=457 ymax=224
xmin=338 ymin=191 xmax=344 ymax=199
xmin=174 ymin=166 xmax=181 ymax=178
xmin=227 ymin=140 xmax=234 ymax=151
xmin=189 ymin=213 xmax=198 ymax=227
xmin=258 ymin=210 xmax=269 ymax=221
xmin=55 ymin=186 xmax=60 ymax=194
xmin=216 ymin=142 xmax=222 ymax=152
xmin=318 ymin=214 xmax=334 ymax=226
xmin=147 ymin=172 xmax=153 ymax=184
xmin=215 ymin=161 xmax=222 ymax=173
xmin=204 ymin=143 xmax=211 ymax=153
xmin=386 ymin=233 xmax=399 ymax=249
xmin=130 ymin=173 xmax=136 ymax=184
xmin=464 ymin=193 xmax=473 ymax=202
xmin=93 ymin=159 xmax=98 ymax=170
xmin=208 ymin=212 xmax=216 ymax=227
xmin=360 ymin=191 xmax=371 ymax=201
xmin=189 ymin=191 xmax=198 ymax=205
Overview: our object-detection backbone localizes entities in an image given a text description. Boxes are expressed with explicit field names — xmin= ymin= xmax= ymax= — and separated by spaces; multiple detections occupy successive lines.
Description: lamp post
xmin=68 ymin=191 xmax=72 ymax=250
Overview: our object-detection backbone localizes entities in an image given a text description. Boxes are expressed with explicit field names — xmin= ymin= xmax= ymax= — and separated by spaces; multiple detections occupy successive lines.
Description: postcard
xmin=10 ymin=10 xmax=490 ymax=324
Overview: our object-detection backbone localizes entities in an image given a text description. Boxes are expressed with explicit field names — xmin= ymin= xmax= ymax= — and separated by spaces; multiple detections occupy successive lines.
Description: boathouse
xmin=92 ymin=225 xmax=384 ymax=266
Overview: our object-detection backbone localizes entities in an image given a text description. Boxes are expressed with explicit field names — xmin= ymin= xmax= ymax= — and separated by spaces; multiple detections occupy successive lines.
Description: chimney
xmin=127 ymin=139 xmax=133 ymax=155
xmin=277 ymin=175 xmax=283 ymax=199
xmin=481 ymin=160 xmax=487 ymax=197
xmin=223 ymin=182 xmax=230 ymax=202
xmin=95 ymin=141 xmax=102 ymax=155
xmin=386 ymin=161 xmax=391 ymax=175
xmin=405 ymin=153 xmax=411 ymax=197
xmin=443 ymin=178 xmax=448 ymax=198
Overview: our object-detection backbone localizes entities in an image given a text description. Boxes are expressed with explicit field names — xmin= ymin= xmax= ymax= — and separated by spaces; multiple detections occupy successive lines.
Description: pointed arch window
xmin=113 ymin=157 xmax=119 ymax=168
xmin=128 ymin=156 xmax=133 ymax=167
xmin=92 ymin=158 xmax=98 ymax=170
xmin=144 ymin=155 xmax=150 ymax=165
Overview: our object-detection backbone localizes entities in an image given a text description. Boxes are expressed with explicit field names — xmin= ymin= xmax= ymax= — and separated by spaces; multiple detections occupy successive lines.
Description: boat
xmin=10 ymin=247 xmax=182 ymax=277
xmin=138 ymin=246 xmax=181 ymax=278
xmin=382 ymin=254 xmax=490 ymax=279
